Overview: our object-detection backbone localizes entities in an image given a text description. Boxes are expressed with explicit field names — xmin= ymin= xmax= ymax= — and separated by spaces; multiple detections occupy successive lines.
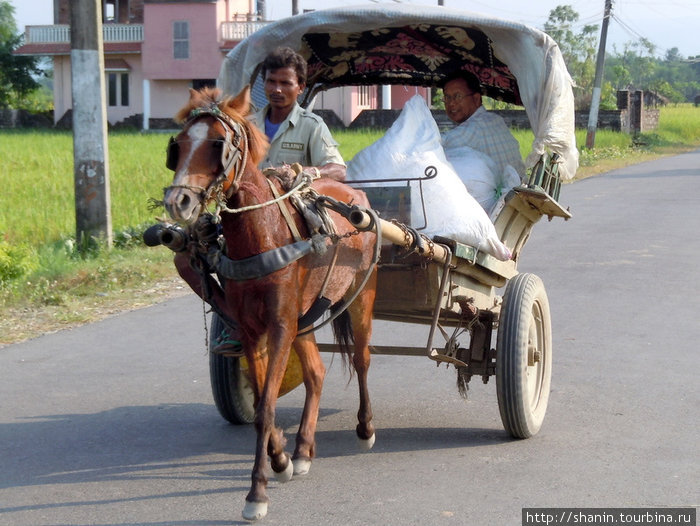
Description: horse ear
xmin=175 ymin=88 xmax=202 ymax=123
xmin=187 ymin=87 xmax=200 ymax=103
xmin=228 ymin=85 xmax=252 ymax=116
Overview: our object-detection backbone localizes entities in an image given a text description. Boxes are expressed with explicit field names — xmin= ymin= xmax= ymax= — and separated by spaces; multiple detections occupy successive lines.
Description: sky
xmin=10 ymin=0 xmax=700 ymax=59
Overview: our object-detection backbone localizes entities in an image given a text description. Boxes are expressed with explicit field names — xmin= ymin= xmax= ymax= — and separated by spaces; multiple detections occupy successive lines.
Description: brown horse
xmin=162 ymin=87 xmax=377 ymax=521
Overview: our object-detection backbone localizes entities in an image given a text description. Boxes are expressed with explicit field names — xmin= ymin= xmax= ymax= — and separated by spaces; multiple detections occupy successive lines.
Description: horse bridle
xmin=165 ymin=103 xmax=249 ymax=202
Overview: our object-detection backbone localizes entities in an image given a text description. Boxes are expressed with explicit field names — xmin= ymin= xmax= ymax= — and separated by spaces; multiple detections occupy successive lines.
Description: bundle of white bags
xmin=347 ymin=95 xmax=512 ymax=261
xmin=443 ymin=147 xmax=522 ymax=217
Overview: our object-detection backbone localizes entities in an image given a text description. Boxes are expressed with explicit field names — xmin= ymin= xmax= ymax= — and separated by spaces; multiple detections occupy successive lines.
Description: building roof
xmin=104 ymin=58 xmax=131 ymax=71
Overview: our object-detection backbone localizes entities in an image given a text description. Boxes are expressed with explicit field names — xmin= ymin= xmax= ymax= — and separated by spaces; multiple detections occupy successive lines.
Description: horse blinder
xmin=165 ymin=128 xmax=240 ymax=176
xmin=166 ymin=136 xmax=179 ymax=171
xmin=164 ymin=113 xmax=246 ymax=202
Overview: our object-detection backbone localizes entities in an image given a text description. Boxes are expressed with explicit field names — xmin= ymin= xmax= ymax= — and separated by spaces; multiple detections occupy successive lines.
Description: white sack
xmin=445 ymin=146 xmax=522 ymax=214
xmin=444 ymin=146 xmax=499 ymax=212
xmin=489 ymin=165 xmax=522 ymax=220
xmin=347 ymin=96 xmax=511 ymax=261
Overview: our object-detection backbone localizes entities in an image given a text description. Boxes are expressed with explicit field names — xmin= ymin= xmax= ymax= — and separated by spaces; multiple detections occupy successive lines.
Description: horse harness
xmin=165 ymin=103 xmax=249 ymax=201
xmin=166 ymin=104 xmax=366 ymax=331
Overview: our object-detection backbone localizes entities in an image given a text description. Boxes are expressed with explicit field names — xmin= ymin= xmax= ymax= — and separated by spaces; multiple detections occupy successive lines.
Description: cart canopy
xmin=219 ymin=4 xmax=578 ymax=180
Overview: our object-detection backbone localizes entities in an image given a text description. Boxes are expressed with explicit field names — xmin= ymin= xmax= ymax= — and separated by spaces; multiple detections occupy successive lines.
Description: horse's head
xmin=163 ymin=86 xmax=268 ymax=224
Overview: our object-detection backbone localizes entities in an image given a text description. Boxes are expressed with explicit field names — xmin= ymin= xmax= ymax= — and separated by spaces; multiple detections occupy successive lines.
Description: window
xmin=173 ymin=21 xmax=190 ymax=59
xmin=104 ymin=2 xmax=115 ymax=22
xmin=358 ymin=85 xmax=371 ymax=107
xmin=103 ymin=0 xmax=122 ymax=23
xmin=120 ymin=73 xmax=129 ymax=106
xmin=192 ymin=79 xmax=216 ymax=90
xmin=107 ymin=72 xmax=129 ymax=107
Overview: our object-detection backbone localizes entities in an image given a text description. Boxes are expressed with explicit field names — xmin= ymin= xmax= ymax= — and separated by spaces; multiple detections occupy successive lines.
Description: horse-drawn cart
xmin=206 ymin=5 xmax=578 ymax=440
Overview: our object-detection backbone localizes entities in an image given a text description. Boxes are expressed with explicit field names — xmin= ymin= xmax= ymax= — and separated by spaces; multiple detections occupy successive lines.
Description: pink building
xmin=15 ymin=0 xmax=429 ymax=128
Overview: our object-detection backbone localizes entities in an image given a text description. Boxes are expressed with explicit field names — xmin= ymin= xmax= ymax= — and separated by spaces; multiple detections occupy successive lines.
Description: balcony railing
xmin=24 ymin=24 xmax=144 ymax=44
xmin=25 ymin=21 xmax=267 ymax=45
xmin=220 ymin=21 xmax=269 ymax=41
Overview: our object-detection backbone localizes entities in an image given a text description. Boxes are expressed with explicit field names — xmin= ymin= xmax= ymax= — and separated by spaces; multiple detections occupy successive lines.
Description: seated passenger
xmin=440 ymin=71 xmax=526 ymax=181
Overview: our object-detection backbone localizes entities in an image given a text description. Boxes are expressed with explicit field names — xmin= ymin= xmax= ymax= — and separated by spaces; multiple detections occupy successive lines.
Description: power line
xmin=610 ymin=13 xmax=676 ymax=57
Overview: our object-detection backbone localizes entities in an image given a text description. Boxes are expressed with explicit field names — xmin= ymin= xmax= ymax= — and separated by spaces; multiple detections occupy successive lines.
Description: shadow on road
xmin=1 ymin=401 xmax=511 ymax=490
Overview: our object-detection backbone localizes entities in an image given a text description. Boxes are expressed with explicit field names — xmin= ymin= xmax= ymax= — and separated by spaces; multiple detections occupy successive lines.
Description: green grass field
xmin=0 ymin=103 xmax=698 ymax=322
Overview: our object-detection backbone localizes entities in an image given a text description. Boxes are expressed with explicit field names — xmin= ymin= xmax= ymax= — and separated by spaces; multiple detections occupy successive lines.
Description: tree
xmin=0 ymin=0 xmax=15 ymax=41
xmin=0 ymin=0 xmax=43 ymax=109
xmin=542 ymin=6 xmax=699 ymax=105
xmin=543 ymin=5 xmax=601 ymax=109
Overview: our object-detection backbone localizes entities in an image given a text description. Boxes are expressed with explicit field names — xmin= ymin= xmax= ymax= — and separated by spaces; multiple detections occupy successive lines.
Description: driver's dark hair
xmin=261 ymin=47 xmax=308 ymax=86
xmin=440 ymin=70 xmax=482 ymax=94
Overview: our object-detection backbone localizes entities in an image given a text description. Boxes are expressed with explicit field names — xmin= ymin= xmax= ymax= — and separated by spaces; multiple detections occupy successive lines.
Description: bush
xmin=0 ymin=239 xmax=37 ymax=286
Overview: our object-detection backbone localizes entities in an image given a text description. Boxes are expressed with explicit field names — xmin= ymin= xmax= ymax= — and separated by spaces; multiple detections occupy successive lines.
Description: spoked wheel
xmin=208 ymin=313 xmax=305 ymax=425
xmin=209 ymin=313 xmax=255 ymax=425
xmin=496 ymin=273 xmax=552 ymax=439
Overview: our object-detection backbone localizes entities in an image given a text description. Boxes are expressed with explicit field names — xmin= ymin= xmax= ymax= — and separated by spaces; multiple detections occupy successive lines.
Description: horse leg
xmin=245 ymin=335 xmax=293 ymax=483
xmin=349 ymin=274 xmax=377 ymax=450
xmin=289 ymin=333 xmax=325 ymax=475
xmin=242 ymin=330 xmax=294 ymax=521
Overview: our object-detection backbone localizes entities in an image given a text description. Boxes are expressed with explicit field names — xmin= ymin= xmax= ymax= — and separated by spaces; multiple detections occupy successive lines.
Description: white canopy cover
xmin=219 ymin=4 xmax=579 ymax=179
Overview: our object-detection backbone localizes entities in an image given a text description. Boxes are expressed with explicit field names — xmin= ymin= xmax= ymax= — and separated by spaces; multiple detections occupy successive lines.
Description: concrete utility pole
xmin=586 ymin=0 xmax=613 ymax=149
xmin=70 ymin=0 xmax=112 ymax=247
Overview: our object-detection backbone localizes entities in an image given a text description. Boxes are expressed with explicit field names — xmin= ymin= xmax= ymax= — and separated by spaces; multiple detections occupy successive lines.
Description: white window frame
xmin=357 ymin=85 xmax=372 ymax=107
xmin=107 ymin=71 xmax=129 ymax=107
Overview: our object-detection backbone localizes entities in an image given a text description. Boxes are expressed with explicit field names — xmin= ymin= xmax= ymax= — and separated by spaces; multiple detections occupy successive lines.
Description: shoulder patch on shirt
xmin=281 ymin=142 xmax=304 ymax=151
xmin=300 ymin=110 xmax=323 ymax=123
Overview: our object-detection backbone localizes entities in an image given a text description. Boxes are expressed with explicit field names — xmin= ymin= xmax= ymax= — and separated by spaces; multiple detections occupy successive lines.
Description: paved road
xmin=1 ymin=151 xmax=699 ymax=526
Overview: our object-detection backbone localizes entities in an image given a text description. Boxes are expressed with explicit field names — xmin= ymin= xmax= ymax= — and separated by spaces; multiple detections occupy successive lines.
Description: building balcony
xmin=220 ymin=20 xmax=269 ymax=42
xmin=17 ymin=21 xmax=268 ymax=56
xmin=23 ymin=24 xmax=144 ymax=44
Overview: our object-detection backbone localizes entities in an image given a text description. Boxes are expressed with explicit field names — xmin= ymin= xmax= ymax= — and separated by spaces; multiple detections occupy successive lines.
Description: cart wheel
xmin=496 ymin=273 xmax=552 ymax=439
xmin=209 ymin=313 xmax=255 ymax=425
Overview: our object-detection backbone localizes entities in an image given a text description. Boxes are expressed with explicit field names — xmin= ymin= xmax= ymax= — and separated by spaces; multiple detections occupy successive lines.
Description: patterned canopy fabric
xmin=301 ymin=24 xmax=521 ymax=104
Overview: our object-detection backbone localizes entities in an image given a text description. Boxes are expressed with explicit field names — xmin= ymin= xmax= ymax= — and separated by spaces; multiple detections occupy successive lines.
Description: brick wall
xmin=349 ymin=100 xmax=659 ymax=133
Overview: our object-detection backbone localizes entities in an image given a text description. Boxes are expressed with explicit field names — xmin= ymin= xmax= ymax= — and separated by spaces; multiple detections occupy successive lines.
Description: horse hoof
xmin=242 ymin=500 xmax=268 ymax=521
xmin=273 ymin=455 xmax=294 ymax=483
xmin=357 ymin=432 xmax=376 ymax=451
xmin=293 ymin=458 xmax=312 ymax=476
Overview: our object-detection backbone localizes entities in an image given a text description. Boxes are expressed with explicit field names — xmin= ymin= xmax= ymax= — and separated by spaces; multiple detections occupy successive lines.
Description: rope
xmin=213 ymin=170 xmax=315 ymax=216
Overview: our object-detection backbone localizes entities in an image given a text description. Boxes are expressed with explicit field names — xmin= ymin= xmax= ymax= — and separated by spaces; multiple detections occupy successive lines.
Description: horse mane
xmin=174 ymin=87 xmax=269 ymax=168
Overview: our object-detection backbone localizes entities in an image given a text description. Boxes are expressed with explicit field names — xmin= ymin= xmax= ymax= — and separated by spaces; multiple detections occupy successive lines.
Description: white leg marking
xmin=273 ymin=454 xmax=294 ymax=483
xmin=357 ymin=432 xmax=376 ymax=451
xmin=242 ymin=500 xmax=268 ymax=521
xmin=292 ymin=458 xmax=312 ymax=476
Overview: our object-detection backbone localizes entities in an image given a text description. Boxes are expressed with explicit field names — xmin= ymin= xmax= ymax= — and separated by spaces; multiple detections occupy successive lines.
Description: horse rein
xmin=163 ymin=103 xmax=381 ymax=335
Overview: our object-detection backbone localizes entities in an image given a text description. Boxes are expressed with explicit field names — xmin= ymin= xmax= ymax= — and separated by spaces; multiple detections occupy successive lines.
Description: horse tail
xmin=330 ymin=303 xmax=355 ymax=375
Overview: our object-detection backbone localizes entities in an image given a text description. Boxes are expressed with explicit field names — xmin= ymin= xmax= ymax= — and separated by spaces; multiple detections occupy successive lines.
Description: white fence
xmin=26 ymin=21 xmax=268 ymax=45
xmin=25 ymin=24 xmax=144 ymax=43
xmin=220 ymin=21 xmax=269 ymax=41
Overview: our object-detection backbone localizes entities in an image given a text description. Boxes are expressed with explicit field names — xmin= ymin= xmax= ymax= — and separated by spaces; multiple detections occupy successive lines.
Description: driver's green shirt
xmin=250 ymin=102 xmax=345 ymax=169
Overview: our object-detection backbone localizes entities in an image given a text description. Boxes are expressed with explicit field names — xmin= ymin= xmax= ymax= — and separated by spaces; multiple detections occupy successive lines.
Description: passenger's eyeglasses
xmin=443 ymin=92 xmax=474 ymax=104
